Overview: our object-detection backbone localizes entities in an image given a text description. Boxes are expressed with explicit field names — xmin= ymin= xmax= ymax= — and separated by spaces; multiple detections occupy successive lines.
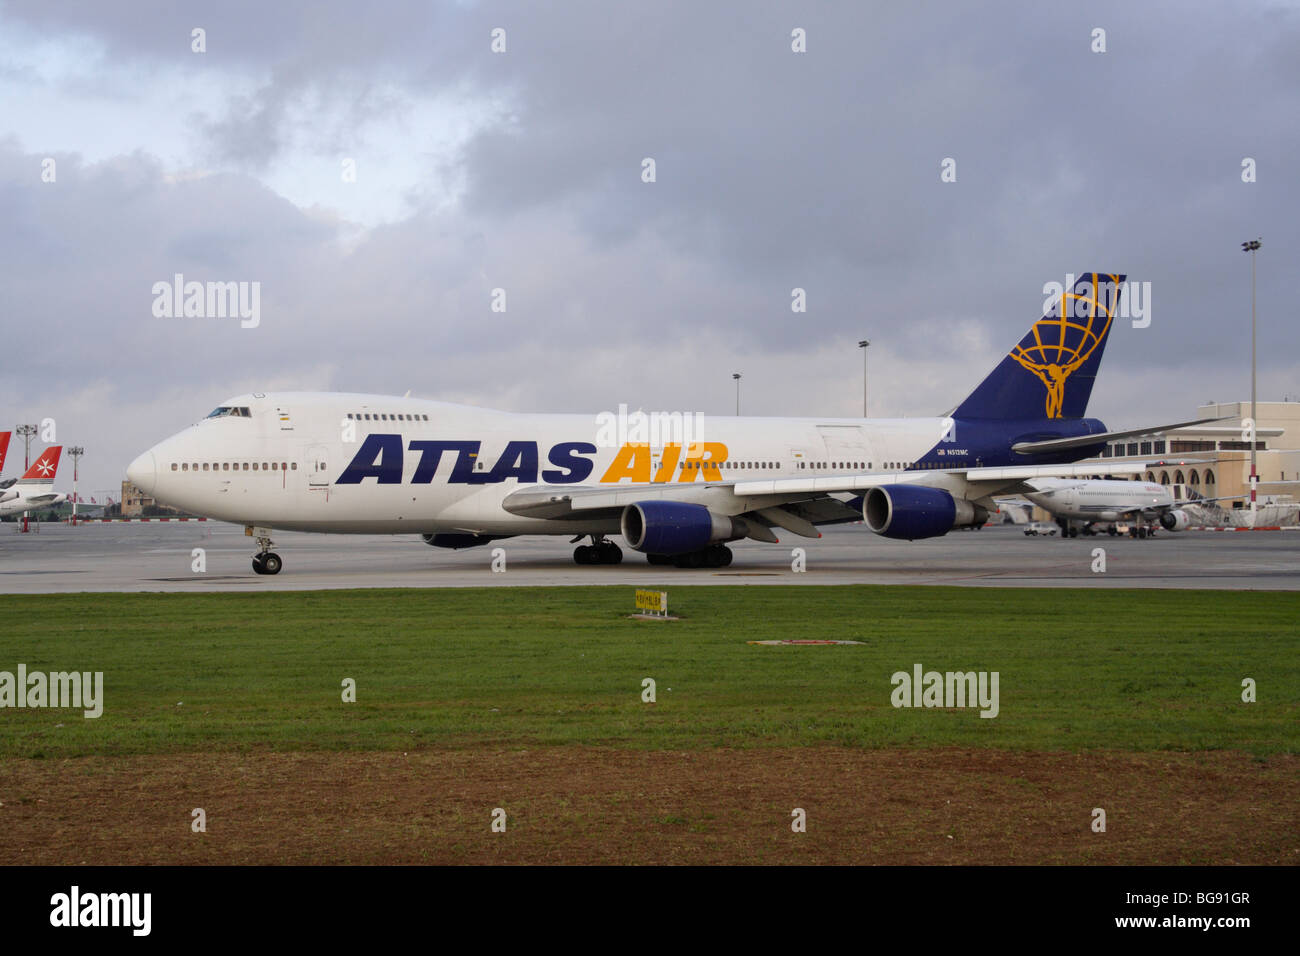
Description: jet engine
xmin=620 ymin=501 xmax=750 ymax=554
xmin=863 ymin=485 xmax=989 ymax=540
xmin=1159 ymin=510 xmax=1191 ymax=532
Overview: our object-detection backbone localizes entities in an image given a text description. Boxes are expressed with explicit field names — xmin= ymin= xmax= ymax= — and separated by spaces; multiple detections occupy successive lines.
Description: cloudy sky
xmin=1 ymin=0 xmax=1297 ymax=494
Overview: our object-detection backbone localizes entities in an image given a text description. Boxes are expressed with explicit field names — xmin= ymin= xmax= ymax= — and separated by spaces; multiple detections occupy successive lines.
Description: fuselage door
xmin=308 ymin=445 xmax=330 ymax=486
xmin=815 ymin=424 xmax=870 ymax=468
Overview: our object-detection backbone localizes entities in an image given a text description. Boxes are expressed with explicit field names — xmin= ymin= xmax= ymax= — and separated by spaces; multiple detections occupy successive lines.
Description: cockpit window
xmin=205 ymin=406 xmax=252 ymax=418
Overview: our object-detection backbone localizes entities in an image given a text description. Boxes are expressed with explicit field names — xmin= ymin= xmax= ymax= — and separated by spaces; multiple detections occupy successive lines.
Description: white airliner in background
xmin=127 ymin=273 xmax=1212 ymax=575
xmin=1019 ymin=478 xmax=1219 ymax=538
xmin=0 ymin=445 xmax=68 ymax=517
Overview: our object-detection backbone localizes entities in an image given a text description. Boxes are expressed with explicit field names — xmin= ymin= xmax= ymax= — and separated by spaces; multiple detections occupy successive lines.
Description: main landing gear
xmin=251 ymin=532 xmax=283 ymax=575
xmin=647 ymin=544 xmax=734 ymax=568
xmin=573 ymin=536 xmax=623 ymax=565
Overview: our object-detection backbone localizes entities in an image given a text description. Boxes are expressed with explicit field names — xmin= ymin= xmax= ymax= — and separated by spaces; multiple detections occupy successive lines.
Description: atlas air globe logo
xmin=1012 ymin=273 xmax=1119 ymax=419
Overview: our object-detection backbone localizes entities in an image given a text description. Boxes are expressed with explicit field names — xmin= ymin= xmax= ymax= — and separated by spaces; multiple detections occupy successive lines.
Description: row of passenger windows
xmin=171 ymin=462 xmax=298 ymax=472
xmin=796 ymin=461 xmax=929 ymax=471
xmin=347 ymin=412 xmax=429 ymax=422
xmin=166 ymin=457 xmax=928 ymax=475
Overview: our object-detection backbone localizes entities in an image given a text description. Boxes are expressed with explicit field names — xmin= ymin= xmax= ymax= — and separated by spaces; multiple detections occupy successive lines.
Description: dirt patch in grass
xmin=2 ymin=748 xmax=1295 ymax=865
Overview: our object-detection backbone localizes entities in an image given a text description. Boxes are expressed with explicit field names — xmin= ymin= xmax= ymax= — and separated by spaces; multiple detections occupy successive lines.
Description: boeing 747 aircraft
xmin=128 ymin=272 xmax=1208 ymax=574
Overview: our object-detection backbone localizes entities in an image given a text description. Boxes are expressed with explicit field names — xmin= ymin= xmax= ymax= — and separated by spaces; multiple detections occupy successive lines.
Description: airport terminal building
xmin=1086 ymin=400 xmax=1300 ymax=512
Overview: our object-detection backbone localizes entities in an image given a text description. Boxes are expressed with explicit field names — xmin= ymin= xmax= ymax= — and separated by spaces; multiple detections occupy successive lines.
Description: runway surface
xmin=2 ymin=520 xmax=1298 ymax=592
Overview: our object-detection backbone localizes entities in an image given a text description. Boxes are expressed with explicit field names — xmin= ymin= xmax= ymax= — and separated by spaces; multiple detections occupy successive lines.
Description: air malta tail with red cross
xmin=0 ymin=445 xmax=68 ymax=515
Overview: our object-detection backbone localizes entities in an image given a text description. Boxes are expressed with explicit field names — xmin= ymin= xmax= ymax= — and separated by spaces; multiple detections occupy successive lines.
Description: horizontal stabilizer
xmin=1010 ymin=418 xmax=1223 ymax=455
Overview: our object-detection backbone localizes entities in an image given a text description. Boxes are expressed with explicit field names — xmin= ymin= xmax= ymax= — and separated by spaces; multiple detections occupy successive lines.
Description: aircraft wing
xmin=1174 ymin=494 xmax=1259 ymax=506
xmin=21 ymin=493 xmax=62 ymax=504
xmin=501 ymin=461 xmax=1151 ymax=536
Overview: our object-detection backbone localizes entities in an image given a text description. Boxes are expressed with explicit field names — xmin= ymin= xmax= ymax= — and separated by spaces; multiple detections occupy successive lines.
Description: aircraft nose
xmin=127 ymin=450 xmax=157 ymax=495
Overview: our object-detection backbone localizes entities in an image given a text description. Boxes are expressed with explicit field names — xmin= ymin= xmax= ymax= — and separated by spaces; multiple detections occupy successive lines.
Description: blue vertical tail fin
xmin=952 ymin=271 xmax=1124 ymax=420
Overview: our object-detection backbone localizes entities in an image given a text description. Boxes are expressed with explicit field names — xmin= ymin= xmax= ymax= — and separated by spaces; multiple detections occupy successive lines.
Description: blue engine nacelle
xmin=863 ymin=485 xmax=988 ymax=540
xmin=621 ymin=501 xmax=746 ymax=554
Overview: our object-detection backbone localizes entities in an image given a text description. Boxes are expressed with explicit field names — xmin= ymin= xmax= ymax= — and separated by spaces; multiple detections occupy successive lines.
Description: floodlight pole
xmin=15 ymin=424 xmax=36 ymax=533
xmin=1242 ymin=239 xmax=1261 ymax=514
xmin=69 ymin=446 xmax=84 ymax=524
xmin=16 ymin=424 xmax=36 ymax=469
xmin=733 ymin=373 xmax=741 ymax=416
xmin=858 ymin=340 xmax=870 ymax=417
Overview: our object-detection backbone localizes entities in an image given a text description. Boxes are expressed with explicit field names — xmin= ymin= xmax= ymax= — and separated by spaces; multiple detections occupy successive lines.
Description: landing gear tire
xmin=250 ymin=530 xmax=280 ymax=575
xmin=574 ymin=541 xmax=624 ymax=565
xmin=252 ymin=552 xmax=282 ymax=575
xmin=671 ymin=544 xmax=732 ymax=568
xmin=646 ymin=553 xmax=673 ymax=566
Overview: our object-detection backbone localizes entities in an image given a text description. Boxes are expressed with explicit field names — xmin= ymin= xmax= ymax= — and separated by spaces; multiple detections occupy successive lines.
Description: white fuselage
xmin=128 ymin=392 xmax=958 ymax=535
xmin=0 ymin=486 xmax=67 ymax=516
xmin=1023 ymin=478 xmax=1172 ymax=523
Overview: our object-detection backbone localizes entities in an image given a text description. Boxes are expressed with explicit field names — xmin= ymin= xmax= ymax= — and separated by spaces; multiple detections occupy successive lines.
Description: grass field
xmin=1 ymin=586 xmax=1295 ymax=757
xmin=2 ymin=586 xmax=1296 ymax=864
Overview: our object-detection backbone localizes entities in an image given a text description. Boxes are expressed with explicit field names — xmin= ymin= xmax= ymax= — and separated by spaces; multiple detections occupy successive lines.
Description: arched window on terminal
xmin=1160 ymin=471 xmax=1170 ymax=484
